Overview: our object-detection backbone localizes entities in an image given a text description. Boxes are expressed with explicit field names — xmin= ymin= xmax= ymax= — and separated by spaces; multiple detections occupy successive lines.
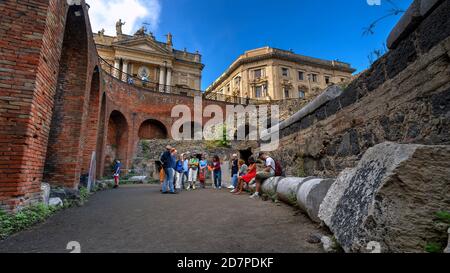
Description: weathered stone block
xmin=318 ymin=142 xmax=450 ymax=253
xmin=296 ymin=178 xmax=335 ymax=223
xmin=129 ymin=176 xmax=148 ymax=183
xmin=339 ymin=86 xmax=358 ymax=107
xmin=319 ymin=168 xmax=356 ymax=226
xmin=40 ymin=183 xmax=50 ymax=205
xmin=387 ymin=0 xmax=421 ymax=49
xmin=324 ymin=98 xmax=341 ymax=117
xmin=416 ymin=0 xmax=450 ymax=53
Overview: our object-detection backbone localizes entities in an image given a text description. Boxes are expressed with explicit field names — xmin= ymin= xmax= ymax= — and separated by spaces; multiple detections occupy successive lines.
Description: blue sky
xmin=90 ymin=0 xmax=413 ymax=90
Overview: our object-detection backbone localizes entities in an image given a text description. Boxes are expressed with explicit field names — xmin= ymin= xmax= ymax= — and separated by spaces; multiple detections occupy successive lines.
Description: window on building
xmin=255 ymin=86 xmax=263 ymax=98
xmin=310 ymin=73 xmax=318 ymax=83
xmin=283 ymin=87 xmax=290 ymax=98
xmin=298 ymin=87 xmax=306 ymax=99
xmin=234 ymin=76 xmax=241 ymax=86
xmin=254 ymin=69 xmax=262 ymax=79
xmin=325 ymin=76 xmax=331 ymax=85
xmin=298 ymin=71 xmax=305 ymax=81
xmin=282 ymin=67 xmax=289 ymax=77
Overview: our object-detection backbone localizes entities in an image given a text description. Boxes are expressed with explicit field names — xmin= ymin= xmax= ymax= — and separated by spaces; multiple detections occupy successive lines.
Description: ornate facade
xmin=206 ymin=47 xmax=356 ymax=101
xmin=94 ymin=22 xmax=204 ymax=92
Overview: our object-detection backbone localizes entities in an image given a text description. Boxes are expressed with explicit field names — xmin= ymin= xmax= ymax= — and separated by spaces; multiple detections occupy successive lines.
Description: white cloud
xmin=88 ymin=0 xmax=161 ymax=35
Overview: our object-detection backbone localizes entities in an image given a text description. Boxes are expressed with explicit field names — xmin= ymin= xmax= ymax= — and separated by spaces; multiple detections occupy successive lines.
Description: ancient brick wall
xmin=0 ymin=1 xmax=100 ymax=211
xmin=100 ymin=72 xmax=234 ymax=176
xmin=270 ymin=0 xmax=450 ymax=177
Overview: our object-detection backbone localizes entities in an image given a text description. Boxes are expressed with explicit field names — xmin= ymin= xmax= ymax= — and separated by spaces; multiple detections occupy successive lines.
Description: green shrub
xmin=0 ymin=204 xmax=59 ymax=240
xmin=436 ymin=211 xmax=450 ymax=224
xmin=424 ymin=211 xmax=450 ymax=253
xmin=79 ymin=187 xmax=90 ymax=204
xmin=425 ymin=242 xmax=443 ymax=253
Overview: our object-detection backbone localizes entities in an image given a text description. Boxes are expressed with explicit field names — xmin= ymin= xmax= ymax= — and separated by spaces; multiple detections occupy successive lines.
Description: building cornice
xmin=206 ymin=48 xmax=356 ymax=92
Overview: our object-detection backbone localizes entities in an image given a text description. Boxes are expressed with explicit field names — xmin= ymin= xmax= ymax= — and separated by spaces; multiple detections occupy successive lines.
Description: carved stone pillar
xmin=159 ymin=66 xmax=166 ymax=92
xmin=166 ymin=68 xmax=172 ymax=93
xmin=113 ymin=59 xmax=120 ymax=79
xmin=121 ymin=60 xmax=128 ymax=82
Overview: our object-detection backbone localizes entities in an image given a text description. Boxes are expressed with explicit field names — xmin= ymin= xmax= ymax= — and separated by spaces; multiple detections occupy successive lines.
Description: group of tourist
xmin=228 ymin=152 xmax=277 ymax=199
xmin=158 ymin=145 xmax=278 ymax=199
xmin=158 ymin=145 xmax=224 ymax=194
xmin=112 ymin=144 xmax=279 ymax=200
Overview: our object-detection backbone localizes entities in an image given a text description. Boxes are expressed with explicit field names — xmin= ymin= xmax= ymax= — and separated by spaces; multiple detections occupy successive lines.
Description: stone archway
xmin=43 ymin=5 xmax=89 ymax=188
xmin=105 ymin=110 xmax=129 ymax=176
xmin=81 ymin=67 xmax=101 ymax=175
xmin=138 ymin=119 xmax=168 ymax=140
xmin=96 ymin=92 xmax=107 ymax=177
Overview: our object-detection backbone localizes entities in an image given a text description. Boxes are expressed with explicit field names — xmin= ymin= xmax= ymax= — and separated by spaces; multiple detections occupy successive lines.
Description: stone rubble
xmin=318 ymin=142 xmax=450 ymax=253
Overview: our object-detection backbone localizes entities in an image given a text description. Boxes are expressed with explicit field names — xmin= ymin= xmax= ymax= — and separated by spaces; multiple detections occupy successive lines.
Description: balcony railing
xmin=99 ymin=56 xmax=304 ymax=105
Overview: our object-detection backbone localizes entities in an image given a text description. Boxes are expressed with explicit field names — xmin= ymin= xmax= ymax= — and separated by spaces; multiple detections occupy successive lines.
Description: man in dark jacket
xmin=160 ymin=145 xmax=176 ymax=194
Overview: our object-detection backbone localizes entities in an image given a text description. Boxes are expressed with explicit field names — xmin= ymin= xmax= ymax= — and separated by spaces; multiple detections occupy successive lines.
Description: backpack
xmin=274 ymin=160 xmax=284 ymax=177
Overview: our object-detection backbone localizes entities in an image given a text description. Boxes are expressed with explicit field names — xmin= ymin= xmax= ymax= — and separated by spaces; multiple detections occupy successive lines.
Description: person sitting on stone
xmin=250 ymin=152 xmax=275 ymax=199
xmin=233 ymin=158 xmax=255 ymax=195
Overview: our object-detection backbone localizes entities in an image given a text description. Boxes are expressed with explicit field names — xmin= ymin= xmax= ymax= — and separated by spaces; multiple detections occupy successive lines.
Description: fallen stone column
xmin=297 ymin=178 xmax=335 ymax=223
xmin=318 ymin=142 xmax=450 ymax=253
xmin=261 ymin=177 xmax=283 ymax=199
xmin=276 ymin=177 xmax=316 ymax=205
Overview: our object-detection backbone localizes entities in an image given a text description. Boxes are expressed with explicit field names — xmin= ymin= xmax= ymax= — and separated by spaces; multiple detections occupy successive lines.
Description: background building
xmin=94 ymin=24 xmax=204 ymax=92
xmin=205 ymin=47 xmax=355 ymax=101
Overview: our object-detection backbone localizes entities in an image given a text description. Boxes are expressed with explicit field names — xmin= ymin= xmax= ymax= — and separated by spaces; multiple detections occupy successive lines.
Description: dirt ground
xmin=0 ymin=184 xmax=324 ymax=253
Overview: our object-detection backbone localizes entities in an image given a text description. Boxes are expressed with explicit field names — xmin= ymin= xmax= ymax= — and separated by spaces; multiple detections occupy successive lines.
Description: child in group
xmin=212 ymin=155 xmax=222 ymax=189
xmin=199 ymin=155 xmax=208 ymax=189
xmin=175 ymin=154 xmax=185 ymax=191
xmin=231 ymin=159 xmax=248 ymax=193
xmin=187 ymin=155 xmax=199 ymax=190
xmin=113 ymin=159 xmax=121 ymax=189
xmin=234 ymin=157 xmax=256 ymax=195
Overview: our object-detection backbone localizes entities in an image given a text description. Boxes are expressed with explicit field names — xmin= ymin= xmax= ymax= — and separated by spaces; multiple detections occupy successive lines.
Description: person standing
xmin=229 ymin=154 xmax=239 ymax=190
xmin=175 ymin=153 xmax=184 ymax=191
xmin=187 ymin=155 xmax=199 ymax=190
xmin=199 ymin=155 xmax=208 ymax=189
xmin=212 ymin=155 xmax=222 ymax=189
xmin=160 ymin=145 xmax=176 ymax=194
xmin=113 ymin=159 xmax=121 ymax=189
xmin=182 ymin=153 xmax=189 ymax=190
xmin=250 ymin=152 xmax=275 ymax=199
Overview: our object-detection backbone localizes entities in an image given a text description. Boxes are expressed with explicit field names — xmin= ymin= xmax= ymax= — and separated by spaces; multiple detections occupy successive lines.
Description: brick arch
xmin=96 ymin=92 xmax=107 ymax=177
xmin=138 ymin=119 xmax=168 ymax=140
xmin=105 ymin=110 xmax=129 ymax=176
xmin=81 ymin=67 xmax=101 ymax=175
xmin=43 ymin=4 xmax=90 ymax=188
